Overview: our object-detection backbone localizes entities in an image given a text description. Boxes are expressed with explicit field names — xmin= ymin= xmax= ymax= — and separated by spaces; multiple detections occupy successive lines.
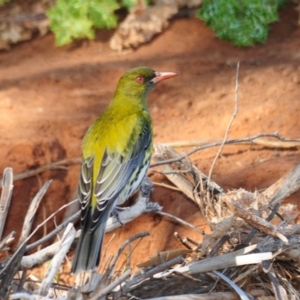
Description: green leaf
xmin=121 ymin=0 xmax=138 ymax=9
xmin=47 ymin=0 xmax=120 ymax=46
xmin=0 ymin=0 xmax=11 ymax=5
xmin=198 ymin=0 xmax=286 ymax=47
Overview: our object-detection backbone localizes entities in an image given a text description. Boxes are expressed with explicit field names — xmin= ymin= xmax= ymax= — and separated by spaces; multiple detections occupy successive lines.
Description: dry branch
xmin=0 ymin=158 xmax=81 ymax=185
xmin=38 ymin=223 xmax=76 ymax=296
xmin=21 ymin=241 xmax=62 ymax=269
xmin=0 ymin=167 xmax=13 ymax=241
xmin=90 ymin=269 xmax=131 ymax=300
xmin=158 ymin=245 xmax=271 ymax=275
xmin=1 ymin=133 xmax=300 ymax=299
xmin=119 ymin=256 xmax=184 ymax=295
xmin=17 ymin=180 xmax=52 ymax=247
xmin=231 ymin=200 xmax=288 ymax=243
xmin=0 ymin=231 xmax=15 ymax=251
xmin=213 ymin=271 xmax=250 ymax=300
xmin=162 ymin=137 xmax=300 ymax=149
xmin=142 ymin=291 xmax=269 ymax=300
xmin=151 ymin=133 xmax=300 ymax=168
xmin=267 ymin=163 xmax=300 ymax=206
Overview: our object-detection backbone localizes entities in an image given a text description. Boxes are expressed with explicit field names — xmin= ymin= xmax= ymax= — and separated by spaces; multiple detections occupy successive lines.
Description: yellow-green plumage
xmin=71 ymin=66 xmax=176 ymax=274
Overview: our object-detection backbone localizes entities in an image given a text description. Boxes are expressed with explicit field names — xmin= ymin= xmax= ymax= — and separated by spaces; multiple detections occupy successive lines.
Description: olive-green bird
xmin=71 ymin=66 xmax=177 ymax=273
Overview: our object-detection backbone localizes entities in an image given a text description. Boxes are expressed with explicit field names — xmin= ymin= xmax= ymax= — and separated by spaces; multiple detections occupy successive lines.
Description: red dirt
xmin=1 ymin=2 xmax=300 ymax=282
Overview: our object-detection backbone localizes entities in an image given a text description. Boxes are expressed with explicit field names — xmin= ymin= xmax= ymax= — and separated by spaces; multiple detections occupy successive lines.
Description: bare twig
xmin=231 ymin=200 xmax=288 ymax=243
xmin=208 ymin=62 xmax=240 ymax=183
xmin=108 ymin=232 xmax=150 ymax=273
xmin=22 ymin=240 xmax=64 ymax=269
xmin=174 ymin=232 xmax=193 ymax=250
xmin=151 ymin=133 xmax=300 ymax=168
xmin=0 ymin=231 xmax=15 ymax=251
xmin=262 ymin=260 xmax=288 ymax=300
xmin=0 ymin=243 xmax=26 ymax=298
xmin=17 ymin=180 xmax=52 ymax=247
xmin=137 ymin=291 xmax=269 ymax=300
xmin=26 ymin=208 xmax=80 ymax=252
xmin=162 ymin=138 xmax=300 ymax=149
xmin=153 ymin=182 xmax=181 ymax=192
xmin=0 ymin=158 xmax=81 ymax=185
xmin=137 ymin=249 xmax=192 ymax=268
xmin=213 ymin=270 xmax=250 ymax=300
xmin=268 ymin=163 xmax=300 ymax=206
xmin=91 ymin=269 xmax=131 ymax=300
xmin=207 ymin=235 xmax=230 ymax=258
xmin=0 ymin=176 xmax=51 ymax=298
xmin=16 ymin=269 xmax=27 ymax=292
xmin=162 ymin=139 xmax=215 ymax=148
xmin=156 ymin=211 xmax=204 ymax=235
xmin=244 ymin=203 xmax=280 ymax=245
xmin=1 ymin=193 xmax=77 ymax=280
xmin=120 ymin=256 xmax=184 ymax=295
xmin=38 ymin=223 xmax=76 ymax=296
xmin=0 ymin=168 xmax=13 ymax=240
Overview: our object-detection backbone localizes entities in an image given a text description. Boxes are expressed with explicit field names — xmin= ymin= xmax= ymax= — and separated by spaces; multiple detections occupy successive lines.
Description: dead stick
xmin=108 ymin=232 xmax=150 ymax=272
xmin=120 ymin=256 xmax=184 ymax=295
xmin=208 ymin=62 xmax=240 ymax=184
xmin=0 ymin=158 xmax=81 ymax=185
xmin=0 ymin=231 xmax=15 ymax=251
xmin=156 ymin=211 xmax=204 ymax=235
xmin=17 ymin=180 xmax=52 ymax=247
xmin=262 ymin=260 xmax=288 ymax=300
xmin=244 ymin=203 xmax=280 ymax=245
xmin=232 ymin=200 xmax=288 ymax=243
xmin=91 ymin=270 xmax=131 ymax=300
xmin=26 ymin=210 xmax=80 ymax=252
xmin=0 ymin=168 xmax=13 ymax=240
xmin=162 ymin=138 xmax=300 ymax=149
xmin=151 ymin=132 xmax=300 ymax=168
xmin=207 ymin=235 xmax=230 ymax=258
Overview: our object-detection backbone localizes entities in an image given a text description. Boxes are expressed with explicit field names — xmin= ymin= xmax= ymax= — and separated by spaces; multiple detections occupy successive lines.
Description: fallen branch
xmin=0 ymin=158 xmax=81 ymax=185
xmin=0 ymin=168 xmax=13 ymax=241
xmin=151 ymin=133 xmax=300 ymax=168
xmin=38 ymin=223 xmax=76 ymax=296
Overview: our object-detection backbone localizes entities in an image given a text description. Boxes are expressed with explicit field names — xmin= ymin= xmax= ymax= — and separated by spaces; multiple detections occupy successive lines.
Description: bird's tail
xmin=71 ymin=211 xmax=109 ymax=274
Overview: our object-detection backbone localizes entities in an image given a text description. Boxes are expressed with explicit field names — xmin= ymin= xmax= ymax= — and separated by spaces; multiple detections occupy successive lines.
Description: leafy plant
xmin=47 ymin=0 xmax=138 ymax=46
xmin=0 ymin=0 xmax=12 ymax=6
xmin=198 ymin=0 xmax=286 ymax=46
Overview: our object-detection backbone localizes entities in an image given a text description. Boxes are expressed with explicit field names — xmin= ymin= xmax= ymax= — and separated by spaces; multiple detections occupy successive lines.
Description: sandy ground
xmin=1 ymin=2 xmax=300 ymax=284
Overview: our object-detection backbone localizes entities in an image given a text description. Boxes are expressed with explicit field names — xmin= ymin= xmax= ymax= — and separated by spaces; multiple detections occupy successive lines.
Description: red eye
xmin=135 ymin=76 xmax=144 ymax=84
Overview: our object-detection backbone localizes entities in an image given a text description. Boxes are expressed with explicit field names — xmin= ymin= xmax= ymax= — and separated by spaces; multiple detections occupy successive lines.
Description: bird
xmin=71 ymin=66 xmax=177 ymax=274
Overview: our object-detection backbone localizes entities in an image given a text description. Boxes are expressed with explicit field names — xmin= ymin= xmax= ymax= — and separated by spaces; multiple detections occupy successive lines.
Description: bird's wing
xmin=78 ymin=120 xmax=151 ymax=232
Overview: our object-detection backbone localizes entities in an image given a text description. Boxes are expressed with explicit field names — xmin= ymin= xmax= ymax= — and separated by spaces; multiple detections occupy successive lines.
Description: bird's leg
xmin=141 ymin=177 xmax=162 ymax=213
xmin=140 ymin=176 xmax=154 ymax=200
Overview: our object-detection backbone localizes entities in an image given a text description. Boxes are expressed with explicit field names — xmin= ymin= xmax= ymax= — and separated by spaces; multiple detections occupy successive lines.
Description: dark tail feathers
xmin=71 ymin=213 xmax=108 ymax=274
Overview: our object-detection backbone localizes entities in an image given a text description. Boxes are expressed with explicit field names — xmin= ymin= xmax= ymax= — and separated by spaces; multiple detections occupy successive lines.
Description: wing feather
xmin=78 ymin=118 xmax=151 ymax=232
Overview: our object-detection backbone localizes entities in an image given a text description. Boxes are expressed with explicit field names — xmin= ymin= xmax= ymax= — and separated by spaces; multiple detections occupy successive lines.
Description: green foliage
xmin=0 ymin=0 xmax=12 ymax=6
xmin=47 ymin=0 xmax=121 ymax=46
xmin=198 ymin=0 xmax=286 ymax=46
xmin=121 ymin=0 xmax=137 ymax=9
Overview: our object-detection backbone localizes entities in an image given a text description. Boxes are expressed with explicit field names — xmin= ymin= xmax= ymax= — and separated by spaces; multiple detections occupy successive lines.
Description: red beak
xmin=152 ymin=71 xmax=177 ymax=84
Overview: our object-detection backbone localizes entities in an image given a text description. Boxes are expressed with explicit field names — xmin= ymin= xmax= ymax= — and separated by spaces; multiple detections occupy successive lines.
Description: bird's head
xmin=115 ymin=66 xmax=177 ymax=100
